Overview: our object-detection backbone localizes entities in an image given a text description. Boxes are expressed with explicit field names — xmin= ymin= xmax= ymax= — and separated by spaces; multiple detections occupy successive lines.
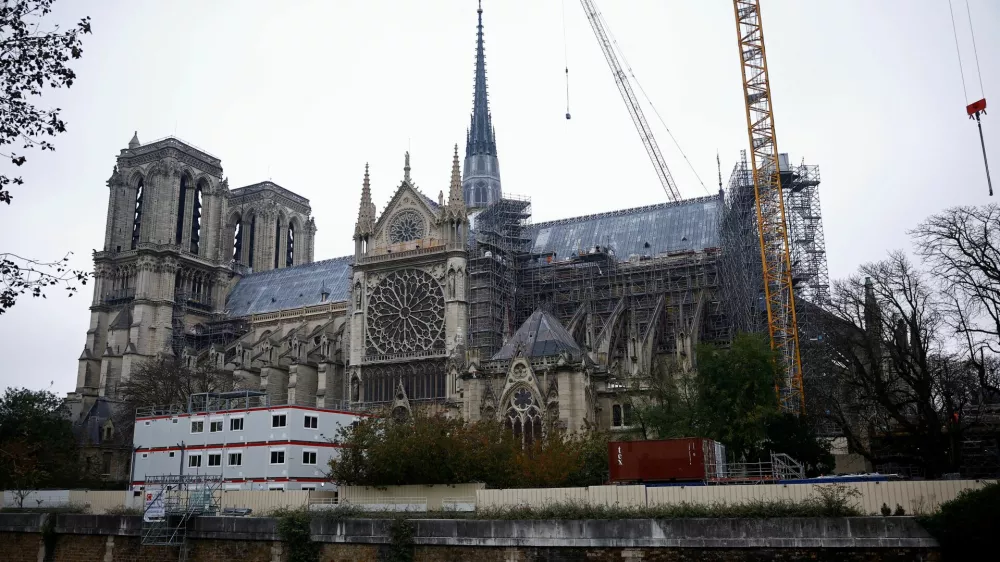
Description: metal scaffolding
xmin=780 ymin=156 xmax=830 ymax=307
xmin=517 ymin=246 xmax=727 ymax=377
xmin=141 ymin=473 xmax=223 ymax=559
xmin=467 ymin=196 xmax=532 ymax=361
xmin=719 ymin=151 xmax=766 ymax=338
xmin=719 ymin=151 xmax=829 ymax=332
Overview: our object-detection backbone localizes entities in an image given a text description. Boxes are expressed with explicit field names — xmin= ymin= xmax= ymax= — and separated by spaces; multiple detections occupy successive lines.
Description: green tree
xmin=0 ymin=0 xmax=92 ymax=314
xmin=0 ymin=387 xmax=79 ymax=496
xmin=695 ymin=332 xmax=780 ymax=459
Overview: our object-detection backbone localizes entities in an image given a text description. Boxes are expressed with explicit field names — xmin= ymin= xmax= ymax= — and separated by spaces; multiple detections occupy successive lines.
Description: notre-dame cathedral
xmin=67 ymin=3 xmax=729 ymax=440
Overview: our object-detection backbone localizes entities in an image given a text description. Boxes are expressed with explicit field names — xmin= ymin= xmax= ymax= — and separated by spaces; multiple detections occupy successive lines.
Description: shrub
xmin=329 ymin=413 xmax=609 ymax=489
xmin=273 ymin=507 xmax=319 ymax=562
xmin=103 ymin=505 xmax=144 ymax=516
xmin=919 ymin=481 xmax=1000 ymax=561
xmin=809 ymin=484 xmax=863 ymax=517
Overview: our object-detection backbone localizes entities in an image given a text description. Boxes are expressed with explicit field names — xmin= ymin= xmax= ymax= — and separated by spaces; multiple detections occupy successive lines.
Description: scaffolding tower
xmin=719 ymin=151 xmax=830 ymax=332
xmin=780 ymin=156 xmax=829 ymax=306
xmin=719 ymin=151 xmax=765 ymax=337
xmin=468 ymin=196 xmax=532 ymax=360
xmin=141 ymin=473 xmax=222 ymax=558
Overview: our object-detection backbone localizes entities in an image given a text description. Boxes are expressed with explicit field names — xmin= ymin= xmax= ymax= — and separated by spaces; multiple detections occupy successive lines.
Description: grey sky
xmin=0 ymin=0 xmax=996 ymax=393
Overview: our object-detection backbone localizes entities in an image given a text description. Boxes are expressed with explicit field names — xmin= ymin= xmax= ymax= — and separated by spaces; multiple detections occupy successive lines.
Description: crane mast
xmin=732 ymin=0 xmax=805 ymax=413
xmin=579 ymin=0 xmax=682 ymax=202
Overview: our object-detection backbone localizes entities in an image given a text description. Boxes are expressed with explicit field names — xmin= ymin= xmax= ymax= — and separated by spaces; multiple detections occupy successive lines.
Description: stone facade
xmin=66 ymin=133 xmax=317 ymax=421
xmin=66 ymin=4 xmax=721 ymax=439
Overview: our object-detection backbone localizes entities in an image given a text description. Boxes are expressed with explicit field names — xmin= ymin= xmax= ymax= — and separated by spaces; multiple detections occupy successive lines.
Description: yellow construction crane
xmin=732 ymin=0 xmax=805 ymax=413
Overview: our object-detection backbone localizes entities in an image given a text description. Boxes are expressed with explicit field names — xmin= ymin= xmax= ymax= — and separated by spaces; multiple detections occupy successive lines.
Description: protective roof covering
xmin=492 ymin=309 xmax=582 ymax=361
xmin=225 ymin=256 xmax=353 ymax=317
xmin=527 ymin=194 xmax=720 ymax=261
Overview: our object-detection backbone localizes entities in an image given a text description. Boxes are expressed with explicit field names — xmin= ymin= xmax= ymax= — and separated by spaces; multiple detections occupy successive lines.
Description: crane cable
xmin=562 ymin=0 xmax=571 ymax=119
xmin=964 ymin=0 xmax=986 ymax=101
xmin=596 ymin=8 xmax=711 ymax=195
xmin=949 ymin=0 xmax=992 ymax=196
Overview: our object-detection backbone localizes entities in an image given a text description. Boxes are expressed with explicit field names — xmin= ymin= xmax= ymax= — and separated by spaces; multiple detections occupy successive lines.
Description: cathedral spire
xmin=462 ymin=1 xmax=502 ymax=210
xmin=467 ymin=0 xmax=496 ymax=158
xmin=354 ymin=163 xmax=375 ymax=239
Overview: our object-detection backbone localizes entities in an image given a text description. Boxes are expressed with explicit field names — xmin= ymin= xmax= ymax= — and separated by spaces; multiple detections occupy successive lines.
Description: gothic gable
xmin=371 ymin=182 xmax=441 ymax=252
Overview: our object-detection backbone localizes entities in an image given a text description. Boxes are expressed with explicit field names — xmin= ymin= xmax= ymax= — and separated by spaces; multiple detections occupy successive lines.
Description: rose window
xmin=366 ymin=269 xmax=445 ymax=355
xmin=388 ymin=209 xmax=425 ymax=244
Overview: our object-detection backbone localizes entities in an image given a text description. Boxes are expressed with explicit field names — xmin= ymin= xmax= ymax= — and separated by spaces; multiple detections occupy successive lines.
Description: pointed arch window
xmin=247 ymin=215 xmax=256 ymax=268
xmin=286 ymin=221 xmax=295 ymax=267
xmin=273 ymin=218 xmax=281 ymax=269
xmin=233 ymin=216 xmax=243 ymax=264
xmin=130 ymin=177 xmax=144 ymax=250
xmin=504 ymin=387 xmax=543 ymax=447
xmin=189 ymin=181 xmax=203 ymax=254
xmin=175 ymin=176 xmax=188 ymax=245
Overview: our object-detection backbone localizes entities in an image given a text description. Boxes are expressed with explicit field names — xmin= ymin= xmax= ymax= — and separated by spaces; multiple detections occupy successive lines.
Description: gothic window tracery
xmin=504 ymin=386 xmax=543 ymax=447
xmin=366 ymin=269 xmax=445 ymax=356
xmin=388 ymin=209 xmax=425 ymax=244
xmin=361 ymin=361 xmax=446 ymax=403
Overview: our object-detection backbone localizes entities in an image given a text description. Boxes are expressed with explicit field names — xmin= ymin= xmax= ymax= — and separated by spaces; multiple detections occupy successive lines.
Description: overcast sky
xmin=0 ymin=0 xmax=996 ymax=394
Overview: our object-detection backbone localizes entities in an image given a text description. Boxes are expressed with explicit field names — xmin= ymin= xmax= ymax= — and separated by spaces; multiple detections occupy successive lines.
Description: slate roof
xmin=225 ymin=256 xmax=353 ymax=317
xmin=492 ymin=309 xmax=582 ymax=361
xmin=527 ymin=194 xmax=720 ymax=261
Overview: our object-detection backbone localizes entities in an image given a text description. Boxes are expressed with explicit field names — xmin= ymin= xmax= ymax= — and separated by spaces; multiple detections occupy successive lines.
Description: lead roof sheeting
xmin=225 ymin=256 xmax=353 ymax=317
xmin=493 ymin=309 xmax=582 ymax=361
xmin=527 ymin=195 xmax=721 ymax=260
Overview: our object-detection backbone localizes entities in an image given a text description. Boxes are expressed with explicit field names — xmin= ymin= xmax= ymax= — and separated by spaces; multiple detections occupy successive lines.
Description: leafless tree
xmin=912 ymin=204 xmax=1000 ymax=397
xmin=810 ymin=252 xmax=981 ymax=476
xmin=119 ymin=357 xmax=237 ymax=411
xmin=113 ymin=357 xmax=236 ymax=444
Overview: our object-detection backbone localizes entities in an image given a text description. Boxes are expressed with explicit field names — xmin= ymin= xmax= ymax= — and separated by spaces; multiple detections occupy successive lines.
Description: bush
xmin=809 ymin=484 xmax=864 ymax=517
xmin=329 ymin=413 xmax=609 ymax=489
xmin=273 ymin=507 xmax=321 ymax=562
xmin=919 ymin=481 xmax=1000 ymax=561
xmin=476 ymin=496 xmax=863 ymax=520
xmin=103 ymin=505 xmax=144 ymax=516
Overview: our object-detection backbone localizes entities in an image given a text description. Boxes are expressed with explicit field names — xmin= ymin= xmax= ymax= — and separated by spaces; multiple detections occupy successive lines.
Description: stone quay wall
xmin=0 ymin=513 xmax=939 ymax=561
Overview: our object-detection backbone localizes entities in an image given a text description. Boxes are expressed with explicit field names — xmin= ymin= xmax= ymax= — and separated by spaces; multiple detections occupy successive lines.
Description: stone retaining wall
xmin=0 ymin=513 xmax=940 ymax=561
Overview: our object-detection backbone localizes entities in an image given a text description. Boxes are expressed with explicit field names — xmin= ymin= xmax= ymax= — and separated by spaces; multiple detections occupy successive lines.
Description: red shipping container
xmin=608 ymin=438 xmax=721 ymax=483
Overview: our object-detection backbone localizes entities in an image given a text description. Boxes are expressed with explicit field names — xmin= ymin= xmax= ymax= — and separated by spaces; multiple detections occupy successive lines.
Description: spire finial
xmin=448 ymin=143 xmax=465 ymax=214
xmin=403 ymin=151 xmax=411 ymax=182
xmin=128 ymin=131 xmax=140 ymax=149
xmin=355 ymin=162 xmax=375 ymax=239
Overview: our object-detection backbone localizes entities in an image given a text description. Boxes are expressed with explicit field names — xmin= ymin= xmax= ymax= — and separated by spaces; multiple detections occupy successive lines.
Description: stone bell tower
xmin=75 ymin=133 xmax=233 ymax=400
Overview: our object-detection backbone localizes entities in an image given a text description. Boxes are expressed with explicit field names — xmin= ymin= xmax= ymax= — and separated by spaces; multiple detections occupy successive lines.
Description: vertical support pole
xmin=974 ymin=112 xmax=993 ymax=196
